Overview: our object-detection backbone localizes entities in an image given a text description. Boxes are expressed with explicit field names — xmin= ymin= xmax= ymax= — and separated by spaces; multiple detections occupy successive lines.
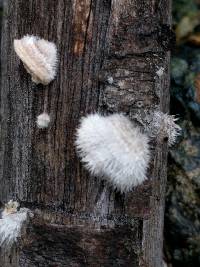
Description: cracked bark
xmin=0 ymin=0 xmax=171 ymax=266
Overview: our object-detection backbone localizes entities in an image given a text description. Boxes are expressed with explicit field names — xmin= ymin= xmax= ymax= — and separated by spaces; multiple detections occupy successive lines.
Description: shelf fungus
xmin=75 ymin=113 xmax=150 ymax=193
xmin=14 ymin=35 xmax=58 ymax=85
xmin=36 ymin=112 xmax=50 ymax=129
xmin=0 ymin=200 xmax=32 ymax=248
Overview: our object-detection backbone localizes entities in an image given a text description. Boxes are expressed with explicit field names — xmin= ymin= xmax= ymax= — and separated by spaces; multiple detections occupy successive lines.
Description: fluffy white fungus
xmin=149 ymin=111 xmax=181 ymax=146
xmin=0 ymin=200 xmax=31 ymax=248
xmin=75 ymin=113 xmax=150 ymax=193
xmin=14 ymin=35 xmax=58 ymax=85
xmin=36 ymin=112 xmax=50 ymax=128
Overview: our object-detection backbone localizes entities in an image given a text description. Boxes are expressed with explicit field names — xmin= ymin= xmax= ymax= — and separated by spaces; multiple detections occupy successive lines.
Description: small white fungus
xmin=107 ymin=76 xmax=114 ymax=84
xmin=36 ymin=113 xmax=50 ymax=128
xmin=156 ymin=67 xmax=165 ymax=77
xmin=146 ymin=111 xmax=181 ymax=146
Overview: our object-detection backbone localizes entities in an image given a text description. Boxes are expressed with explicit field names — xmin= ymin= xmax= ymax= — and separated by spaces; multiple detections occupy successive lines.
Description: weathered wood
xmin=0 ymin=0 xmax=171 ymax=266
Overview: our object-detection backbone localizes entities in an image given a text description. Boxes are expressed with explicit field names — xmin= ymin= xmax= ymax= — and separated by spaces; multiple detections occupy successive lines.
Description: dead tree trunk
xmin=0 ymin=0 xmax=171 ymax=266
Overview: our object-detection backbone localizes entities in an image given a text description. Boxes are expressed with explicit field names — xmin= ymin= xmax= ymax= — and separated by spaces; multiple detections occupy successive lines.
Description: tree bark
xmin=0 ymin=0 xmax=171 ymax=266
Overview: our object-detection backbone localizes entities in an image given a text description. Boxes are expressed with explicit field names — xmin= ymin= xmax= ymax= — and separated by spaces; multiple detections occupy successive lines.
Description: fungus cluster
xmin=12 ymin=35 xmax=181 ymax=195
xmin=14 ymin=35 xmax=58 ymax=129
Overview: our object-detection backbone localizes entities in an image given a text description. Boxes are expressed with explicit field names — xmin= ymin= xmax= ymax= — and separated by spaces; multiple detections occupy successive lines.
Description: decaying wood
xmin=0 ymin=0 xmax=171 ymax=266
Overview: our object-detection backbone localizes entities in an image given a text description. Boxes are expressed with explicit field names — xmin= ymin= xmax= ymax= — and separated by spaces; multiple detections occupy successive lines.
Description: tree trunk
xmin=0 ymin=0 xmax=171 ymax=266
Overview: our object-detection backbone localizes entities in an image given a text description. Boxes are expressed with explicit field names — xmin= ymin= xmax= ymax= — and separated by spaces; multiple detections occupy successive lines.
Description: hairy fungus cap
xmin=14 ymin=35 xmax=58 ymax=85
xmin=0 ymin=201 xmax=32 ymax=248
xmin=75 ymin=113 xmax=150 ymax=193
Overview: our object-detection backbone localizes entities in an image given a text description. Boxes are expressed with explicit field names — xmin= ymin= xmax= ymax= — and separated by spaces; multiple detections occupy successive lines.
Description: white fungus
xmin=36 ymin=113 xmax=50 ymax=128
xmin=147 ymin=111 xmax=181 ymax=146
xmin=0 ymin=200 xmax=31 ymax=248
xmin=14 ymin=35 xmax=58 ymax=85
xmin=75 ymin=113 xmax=150 ymax=193
xmin=107 ymin=76 xmax=114 ymax=84
xmin=156 ymin=67 xmax=165 ymax=77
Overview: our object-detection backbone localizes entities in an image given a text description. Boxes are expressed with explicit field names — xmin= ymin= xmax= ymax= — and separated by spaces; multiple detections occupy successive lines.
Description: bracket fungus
xmin=14 ymin=35 xmax=58 ymax=85
xmin=75 ymin=113 xmax=150 ymax=193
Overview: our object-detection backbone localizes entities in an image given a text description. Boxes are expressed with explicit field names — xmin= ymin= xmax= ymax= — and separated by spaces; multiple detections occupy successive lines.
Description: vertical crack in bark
xmin=72 ymin=0 xmax=92 ymax=56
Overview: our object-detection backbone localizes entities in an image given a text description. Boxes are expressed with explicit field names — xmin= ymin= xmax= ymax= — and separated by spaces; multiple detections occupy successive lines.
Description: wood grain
xmin=0 ymin=0 xmax=171 ymax=266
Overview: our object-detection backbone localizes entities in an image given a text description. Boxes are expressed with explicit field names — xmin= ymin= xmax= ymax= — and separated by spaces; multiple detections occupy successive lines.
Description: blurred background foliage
xmin=165 ymin=0 xmax=200 ymax=266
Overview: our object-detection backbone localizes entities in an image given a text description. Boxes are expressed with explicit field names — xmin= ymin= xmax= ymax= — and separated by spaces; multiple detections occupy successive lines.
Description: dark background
xmin=165 ymin=0 xmax=200 ymax=266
